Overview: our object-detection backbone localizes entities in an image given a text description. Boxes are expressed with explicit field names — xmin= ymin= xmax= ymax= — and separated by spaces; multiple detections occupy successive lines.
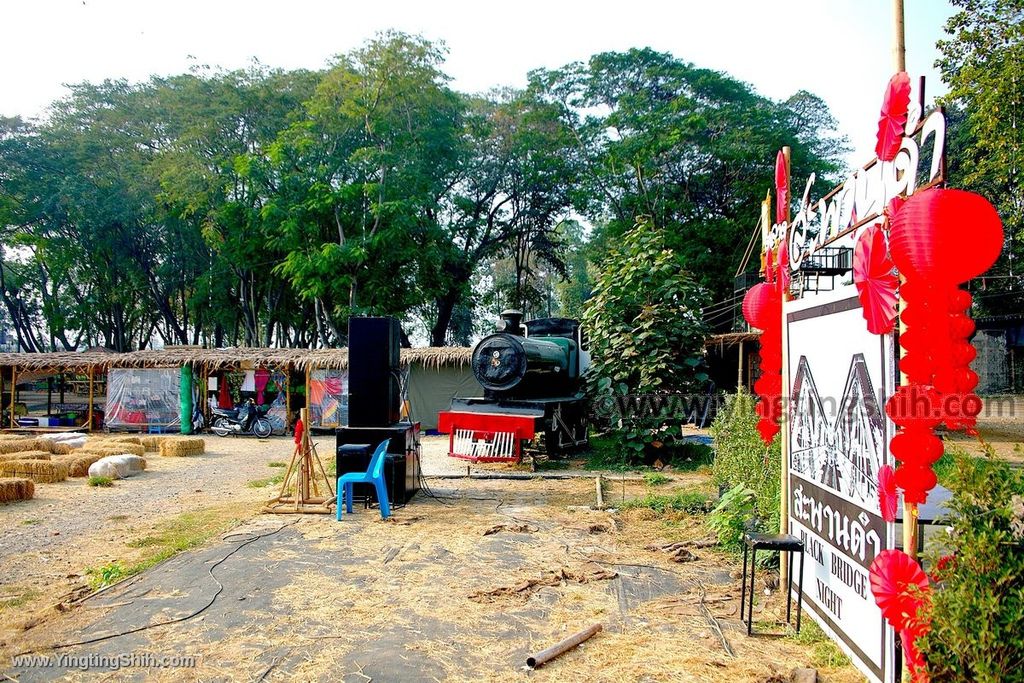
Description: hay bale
xmin=0 ymin=451 xmax=51 ymax=462
xmin=0 ymin=439 xmax=43 ymax=455
xmin=159 ymin=438 xmax=205 ymax=457
xmin=102 ymin=435 xmax=142 ymax=445
xmin=0 ymin=459 xmax=69 ymax=483
xmin=0 ymin=477 xmax=34 ymax=503
xmin=48 ymin=442 xmax=77 ymax=455
xmin=81 ymin=442 xmax=146 ymax=457
xmin=88 ymin=455 xmax=146 ymax=480
xmin=140 ymin=436 xmax=170 ymax=452
xmin=61 ymin=452 xmax=107 ymax=477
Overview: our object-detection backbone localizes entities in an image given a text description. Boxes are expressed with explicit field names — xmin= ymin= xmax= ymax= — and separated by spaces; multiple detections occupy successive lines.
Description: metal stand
xmin=740 ymin=532 xmax=805 ymax=635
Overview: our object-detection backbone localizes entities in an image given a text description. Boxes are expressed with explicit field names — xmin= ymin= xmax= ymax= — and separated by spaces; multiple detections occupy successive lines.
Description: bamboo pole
xmin=285 ymin=365 xmax=291 ymax=431
xmin=892 ymin=0 xmax=906 ymax=72
xmin=87 ymin=367 xmax=94 ymax=432
xmin=10 ymin=367 xmax=17 ymax=429
xmin=779 ymin=146 xmax=793 ymax=586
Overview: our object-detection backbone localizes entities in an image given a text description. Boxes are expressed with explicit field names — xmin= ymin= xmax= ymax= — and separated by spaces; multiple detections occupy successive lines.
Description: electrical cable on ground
xmin=14 ymin=519 xmax=301 ymax=657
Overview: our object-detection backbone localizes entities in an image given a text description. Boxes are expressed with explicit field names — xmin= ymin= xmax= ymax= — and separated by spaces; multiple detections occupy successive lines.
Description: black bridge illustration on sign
xmin=790 ymin=353 xmax=886 ymax=507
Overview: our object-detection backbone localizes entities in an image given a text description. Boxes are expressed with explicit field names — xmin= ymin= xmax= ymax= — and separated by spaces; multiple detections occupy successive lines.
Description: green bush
xmin=87 ymin=475 xmax=114 ymax=487
xmin=710 ymin=390 xmax=781 ymax=537
xmin=708 ymin=484 xmax=756 ymax=553
xmin=920 ymin=445 xmax=1024 ymax=682
xmin=583 ymin=216 xmax=709 ymax=463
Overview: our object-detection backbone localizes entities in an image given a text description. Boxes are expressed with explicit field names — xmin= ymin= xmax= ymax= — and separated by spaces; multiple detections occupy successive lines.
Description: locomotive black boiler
xmin=438 ymin=311 xmax=590 ymax=462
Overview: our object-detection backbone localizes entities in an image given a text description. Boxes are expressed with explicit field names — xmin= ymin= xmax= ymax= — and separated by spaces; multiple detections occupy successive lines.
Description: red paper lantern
xmin=757 ymin=418 xmax=780 ymax=444
xmin=891 ymin=428 xmax=944 ymax=466
xmin=886 ymin=385 xmax=942 ymax=428
xmin=742 ymin=283 xmax=778 ymax=331
xmin=896 ymin=465 xmax=938 ymax=504
xmin=889 ymin=188 xmax=1004 ymax=283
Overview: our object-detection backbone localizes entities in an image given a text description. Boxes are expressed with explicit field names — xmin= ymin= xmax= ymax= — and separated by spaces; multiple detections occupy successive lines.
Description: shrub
xmin=643 ymin=472 xmax=670 ymax=487
xmin=920 ymin=445 xmax=1024 ymax=682
xmin=87 ymin=475 xmax=114 ymax=487
xmin=583 ymin=216 xmax=709 ymax=462
xmin=708 ymin=484 xmax=757 ymax=553
xmin=710 ymin=390 xmax=781 ymax=536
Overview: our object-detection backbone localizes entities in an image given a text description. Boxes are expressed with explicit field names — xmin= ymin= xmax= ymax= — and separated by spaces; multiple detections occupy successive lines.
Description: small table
xmin=740 ymin=532 xmax=805 ymax=635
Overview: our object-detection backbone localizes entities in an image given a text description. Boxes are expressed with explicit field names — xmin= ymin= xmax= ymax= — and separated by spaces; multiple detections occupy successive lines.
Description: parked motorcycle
xmin=210 ymin=398 xmax=273 ymax=439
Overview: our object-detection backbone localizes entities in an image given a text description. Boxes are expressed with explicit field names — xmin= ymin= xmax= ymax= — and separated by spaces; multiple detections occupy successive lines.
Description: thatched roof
xmin=0 ymin=346 xmax=473 ymax=373
xmin=704 ymin=332 xmax=760 ymax=350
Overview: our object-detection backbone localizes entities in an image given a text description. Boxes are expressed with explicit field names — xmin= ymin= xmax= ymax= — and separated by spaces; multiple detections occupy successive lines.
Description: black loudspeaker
xmin=335 ymin=424 xmax=420 ymax=505
xmin=348 ymin=317 xmax=401 ymax=427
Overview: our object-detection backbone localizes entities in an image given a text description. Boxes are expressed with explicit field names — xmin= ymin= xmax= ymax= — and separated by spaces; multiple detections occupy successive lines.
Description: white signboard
xmin=785 ymin=269 xmax=897 ymax=683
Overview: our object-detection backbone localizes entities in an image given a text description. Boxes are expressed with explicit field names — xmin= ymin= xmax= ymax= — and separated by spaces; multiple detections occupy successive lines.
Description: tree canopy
xmin=0 ymin=33 xmax=846 ymax=351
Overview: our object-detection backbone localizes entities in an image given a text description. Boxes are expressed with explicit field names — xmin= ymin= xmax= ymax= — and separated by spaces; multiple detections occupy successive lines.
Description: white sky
xmin=1 ymin=0 xmax=954 ymax=167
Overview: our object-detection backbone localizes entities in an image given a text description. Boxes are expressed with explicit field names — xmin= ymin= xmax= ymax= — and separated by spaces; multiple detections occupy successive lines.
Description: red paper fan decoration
xmin=775 ymin=150 xmax=788 ymax=224
xmin=875 ymin=72 xmax=911 ymax=161
xmin=869 ymin=549 xmax=930 ymax=631
xmin=854 ymin=224 xmax=898 ymax=334
xmin=877 ymin=465 xmax=898 ymax=522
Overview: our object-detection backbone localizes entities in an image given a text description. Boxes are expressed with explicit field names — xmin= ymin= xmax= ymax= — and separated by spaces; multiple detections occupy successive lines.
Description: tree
xmin=937 ymin=0 xmax=1024 ymax=314
xmin=583 ymin=217 xmax=708 ymax=459
xmin=530 ymin=49 xmax=847 ymax=323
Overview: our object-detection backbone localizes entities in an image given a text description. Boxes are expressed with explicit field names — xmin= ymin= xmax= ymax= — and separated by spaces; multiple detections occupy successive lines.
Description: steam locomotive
xmin=437 ymin=311 xmax=590 ymax=462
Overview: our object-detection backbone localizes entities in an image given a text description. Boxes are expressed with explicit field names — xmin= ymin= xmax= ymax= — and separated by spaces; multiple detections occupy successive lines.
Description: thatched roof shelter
xmin=0 ymin=346 xmax=473 ymax=373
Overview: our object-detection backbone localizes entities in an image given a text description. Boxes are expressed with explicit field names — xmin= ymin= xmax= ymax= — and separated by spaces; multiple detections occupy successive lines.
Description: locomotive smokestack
xmin=499 ymin=309 xmax=524 ymax=335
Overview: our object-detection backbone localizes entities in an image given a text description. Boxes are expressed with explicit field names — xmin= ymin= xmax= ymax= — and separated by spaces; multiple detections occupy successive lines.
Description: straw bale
xmin=81 ymin=442 xmax=145 ymax=457
xmin=100 ymin=435 xmax=142 ymax=445
xmin=159 ymin=438 xmax=205 ymax=457
xmin=0 ymin=451 xmax=51 ymax=462
xmin=140 ymin=436 xmax=170 ymax=452
xmin=48 ymin=442 xmax=76 ymax=455
xmin=0 ymin=459 xmax=69 ymax=483
xmin=0 ymin=477 xmax=34 ymax=502
xmin=60 ymin=452 xmax=107 ymax=477
xmin=0 ymin=439 xmax=43 ymax=455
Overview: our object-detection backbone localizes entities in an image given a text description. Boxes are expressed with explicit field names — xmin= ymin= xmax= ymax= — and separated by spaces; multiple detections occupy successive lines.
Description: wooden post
xmin=892 ymin=0 xmax=906 ymax=72
xmin=779 ymin=146 xmax=793 ymax=586
xmin=87 ymin=367 xmax=94 ymax=432
xmin=284 ymin=365 xmax=291 ymax=431
xmin=299 ymin=407 xmax=311 ymax=505
xmin=10 ymin=367 xmax=17 ymax=429
xmin=737 ymin=340 xmax=745 ymax=390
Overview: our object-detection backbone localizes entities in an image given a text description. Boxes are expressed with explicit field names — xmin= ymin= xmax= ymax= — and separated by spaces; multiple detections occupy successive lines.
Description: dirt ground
xmin=0 ymin=433 xmax=862 ymax=681
xmin=945 ymin=394 xmax=1024 ymax=463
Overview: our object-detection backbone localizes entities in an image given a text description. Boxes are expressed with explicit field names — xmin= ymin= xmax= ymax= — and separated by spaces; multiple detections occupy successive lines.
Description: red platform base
xmin=437 ymin=411 xmax=537 ymax=463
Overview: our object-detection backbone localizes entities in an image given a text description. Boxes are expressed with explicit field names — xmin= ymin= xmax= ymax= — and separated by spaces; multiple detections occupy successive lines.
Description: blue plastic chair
xmin=336 ymin=440 xmax=391 ymax=521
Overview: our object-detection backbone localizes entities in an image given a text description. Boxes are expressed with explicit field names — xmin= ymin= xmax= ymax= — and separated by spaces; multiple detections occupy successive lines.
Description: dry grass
xmin=48 ymin=442 xmax=76 ymax=455
xmin=0 ymin=459 xmax=69 ymax=483
xmin=0 ymin=477 xmax=34 ymax=503
xmin=159 ymin=438 xmax=205 ymax=457
xmin=0 ymin=451 xmax=51 ymax=462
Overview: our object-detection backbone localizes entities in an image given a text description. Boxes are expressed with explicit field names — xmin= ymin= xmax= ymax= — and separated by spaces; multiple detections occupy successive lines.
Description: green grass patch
xmin=621 ymin=490 xmax=711 ymax=514
xmin=86 ymin=506 xmax=246 ymax=590
xmin=0 ymin=588 xmax=40 ymax=611
xmin=643 ymin=472 xmax=670 ymax=487
xmin=246 ymin=472 xmax=286 ymax=489
xmin=21 ymin=518 xmax=40 ymax=526
xmin=267 ymin=461 xmax=287 ymax=468
xmin=87 ymin=476 xmax=114 ymax=487
xmin=789 ymin=619 xmax=851 ymax=669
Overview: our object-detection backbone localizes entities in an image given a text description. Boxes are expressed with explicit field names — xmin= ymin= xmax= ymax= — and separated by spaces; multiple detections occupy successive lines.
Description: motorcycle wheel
xmin=212 ymin=418 xmax=231 ymax=437
xmin=253 ymin=418 xmax=273 ymax=439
